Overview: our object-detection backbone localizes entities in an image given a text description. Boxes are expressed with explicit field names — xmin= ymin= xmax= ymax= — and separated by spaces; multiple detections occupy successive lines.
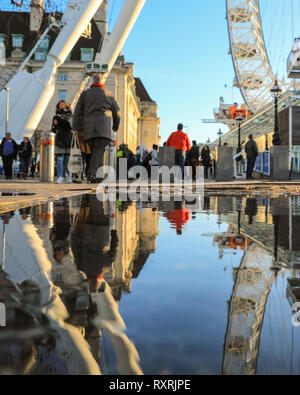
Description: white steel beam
xmin=0 ymin=0 xmax=105 ymax=139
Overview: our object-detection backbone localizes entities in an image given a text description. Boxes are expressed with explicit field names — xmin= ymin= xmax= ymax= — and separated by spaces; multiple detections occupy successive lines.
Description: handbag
xmin=68 ymin=134 xmax=83 ymax=175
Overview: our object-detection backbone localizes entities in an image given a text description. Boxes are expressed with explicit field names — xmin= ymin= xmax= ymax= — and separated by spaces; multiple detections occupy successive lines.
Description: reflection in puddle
xmin=1 ymin=195 xmax=300 ymax=374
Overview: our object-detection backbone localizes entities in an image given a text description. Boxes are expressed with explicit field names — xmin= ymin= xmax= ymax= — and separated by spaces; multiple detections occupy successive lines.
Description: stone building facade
xmin=135 ymin=78 xmax=161 ymax=151
xmin=0 ymin=5 xmax=160 ymax=152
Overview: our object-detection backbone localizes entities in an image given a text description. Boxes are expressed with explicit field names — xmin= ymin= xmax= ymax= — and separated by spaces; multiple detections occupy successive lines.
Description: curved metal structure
xmin=226 ymin=0 xmax=277 ymax=112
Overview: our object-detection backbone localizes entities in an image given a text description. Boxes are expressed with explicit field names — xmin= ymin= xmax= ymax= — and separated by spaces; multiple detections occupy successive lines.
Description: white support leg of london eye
xmin=0 ymin=0 xmax=147 ymax=141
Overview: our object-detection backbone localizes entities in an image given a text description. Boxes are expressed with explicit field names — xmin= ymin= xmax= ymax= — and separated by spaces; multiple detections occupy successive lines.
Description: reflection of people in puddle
xmin=0 ymin=210 xmax=15 ymax=225
xmin=69 ymin=196 xmax=142 ymax=374
xmin=245 ymin=198 xmax=258 ymax=225
xmin=165 ymin=201 xmax=191 ymax=235
xmin=203 ymin=196 xmax=210 ymax=211
xmin=19 ymin=207 xmax=31 ymax=220
xmin=0 ymin=195 xmax=142 ymax=375
xmin=71 ymin=195 xmax=118 ymax=279
xmin=50 ymin=199 xmax=71 ymax=263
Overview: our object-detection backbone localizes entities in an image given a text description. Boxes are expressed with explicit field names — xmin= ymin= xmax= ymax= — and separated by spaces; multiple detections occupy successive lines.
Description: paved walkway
xmin=0 ymin=179 xmax=299 ymax=213
xmin=0 ymin=180 xmax=96 ymax=213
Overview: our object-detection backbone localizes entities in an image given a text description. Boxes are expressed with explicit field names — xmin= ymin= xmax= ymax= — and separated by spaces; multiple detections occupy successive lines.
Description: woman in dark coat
xmin=201 ymin=145 xmax=211 ymax=180
xmin=52 ymin=101 xmax=73 ymax=184
xmin=18 ymin=137 xmax=32 ymax=179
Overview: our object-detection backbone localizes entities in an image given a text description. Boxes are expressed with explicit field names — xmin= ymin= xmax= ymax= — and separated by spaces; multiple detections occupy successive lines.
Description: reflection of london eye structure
xmin=226 ymin=0 xmax=298 ymax=112
xmin=222 ymin=244 xmax=275 ymax=375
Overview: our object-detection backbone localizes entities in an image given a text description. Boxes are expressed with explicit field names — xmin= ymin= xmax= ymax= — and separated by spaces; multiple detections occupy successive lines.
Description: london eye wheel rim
xmin=226 ymin=0 xmax=286 ymax=113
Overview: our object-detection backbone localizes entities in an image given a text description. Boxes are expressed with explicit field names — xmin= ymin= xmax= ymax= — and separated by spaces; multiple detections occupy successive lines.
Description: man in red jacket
xmin=166 ymin=123 xmax=191 ymax=179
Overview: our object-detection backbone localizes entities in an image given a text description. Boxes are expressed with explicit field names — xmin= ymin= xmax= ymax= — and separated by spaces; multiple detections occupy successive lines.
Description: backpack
xmin=143 ymin=151 xmax=152 ymax=164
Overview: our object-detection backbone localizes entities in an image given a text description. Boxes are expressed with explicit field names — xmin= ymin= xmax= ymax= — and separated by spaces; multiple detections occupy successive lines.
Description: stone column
xmin=158 ymin=147 xmax=175 ymax=168
xmin=270 ymin=146 xmax=290 ymax=181
xmin=216 ymin=146 xmax=234 ymax=182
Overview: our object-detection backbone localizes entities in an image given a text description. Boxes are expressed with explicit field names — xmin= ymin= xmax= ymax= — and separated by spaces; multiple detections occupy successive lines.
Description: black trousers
xmin=87 ymin=137 xmax=110 ymax=178
xmin=247 ymin=156 xmax=256 ymax=179
xmin=204 ymin=166 xmax=210 ymax=180
xmin=2 ymin=155 xmax=14 ymax=179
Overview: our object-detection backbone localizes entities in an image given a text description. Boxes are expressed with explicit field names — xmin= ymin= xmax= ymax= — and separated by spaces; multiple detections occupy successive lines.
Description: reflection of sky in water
xmin=119 ymin=213 xmax=244 ymax=375
xmin=119 ymin=207 xmax=300 ymax=375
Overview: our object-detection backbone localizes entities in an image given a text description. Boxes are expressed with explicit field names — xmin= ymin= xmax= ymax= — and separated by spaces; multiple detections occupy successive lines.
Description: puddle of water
xmin=0 ymin=195 xmax=300 ymax=375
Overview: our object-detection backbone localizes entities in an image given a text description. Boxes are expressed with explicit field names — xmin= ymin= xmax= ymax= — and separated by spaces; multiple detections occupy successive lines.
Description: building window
xmin=38 ymin=36 xmax=50 ymax=50
xmin=12 ymin=34 xmax=24 ymax=48
xmin=58 ymin=90 xmax=68 ymax=101
xmin=0 ymin=35 xmax=6 ymax=45
xmin=55 ymin=274 xmax=63 ymax=282
xmin=80 ymin=48 xmax=94 ymax=62
xmin=59 ymin=72 xmax=68 ymax=82
xmin=34 ymin=48 xmax=47 ymax=61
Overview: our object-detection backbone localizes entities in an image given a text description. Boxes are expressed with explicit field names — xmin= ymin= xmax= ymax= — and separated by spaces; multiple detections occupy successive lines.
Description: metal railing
xmin=233 ymin=151 xmax=247 ymax=179
xmin=254 ymin=151 xmax=270 ymax=176
xmin=292 ymin=146 xmax=300 ymax=173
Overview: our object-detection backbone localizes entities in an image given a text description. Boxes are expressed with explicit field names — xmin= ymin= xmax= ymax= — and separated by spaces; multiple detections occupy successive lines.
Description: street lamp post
xmin=4 ymin=88 xmax=10 ymax=135
xmin=271 ymin=80 xmax=282 ymax=146
xmin=235 ymin=115 xmax=244 ymax=155
xmin=217 ymin=129 xmax=223 ymax=147
xmin=265 ymin=134 xmax=269 ymax=151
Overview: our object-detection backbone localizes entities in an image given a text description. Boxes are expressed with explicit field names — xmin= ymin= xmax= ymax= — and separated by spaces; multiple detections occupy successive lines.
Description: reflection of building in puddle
xmin=0 ymin=196 xmax=145 ymax=375
xmin=30 ymin=196 xmax=160 ymax=304
xmin=133 ymin=207 xmax=159 ymax=278
xmin=105 ymin=202 xmax=159 ymax=301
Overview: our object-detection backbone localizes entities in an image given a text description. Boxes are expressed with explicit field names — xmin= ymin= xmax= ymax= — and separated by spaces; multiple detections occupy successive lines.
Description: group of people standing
xmin=165 ymin=123 xmax=212 ymax=180
xmin=0 ymin=133 xmax=32 ymax=180
xmin=50 ymin=72 xmax=121 ymax=184
xmin=116 ymin=143 xmax=159 ymax=179
xmin=0 ymin=69 xmax=258 ymax=184
xmin=115 ymin=123 xmax=213 ymax=181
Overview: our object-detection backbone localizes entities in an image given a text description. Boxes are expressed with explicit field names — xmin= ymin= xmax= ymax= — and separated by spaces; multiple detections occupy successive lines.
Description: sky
xmin=1 ymin=0 xmax=300 ymax=144
xmin=114 ymin=0 xmax=242 ymax=143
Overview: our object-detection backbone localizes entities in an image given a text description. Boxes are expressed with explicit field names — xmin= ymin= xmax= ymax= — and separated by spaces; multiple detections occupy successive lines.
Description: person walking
xmin=0 ymin=133 xmax=18 ymax=180
xmin=245 ymin=134 xmax=258 ymax=180
xmin=150 ymin=145 xmax=159 ymax=167
xmin=140 ymin=144 xmax=151 ymax=177
xmin=52 ymin=100 xmax=73 ymax=184
xmin=18 ymin=137 xmax=32 ymax=180
xmin=201 ymin=145 xmax=211 ymax=180
xmin=186 ymin=140 xmax=199 ymax=180
xmin=72 ymin=73 xmax=121 ymax=184
xmin=166 ymin=123 xmax=191 ymax=179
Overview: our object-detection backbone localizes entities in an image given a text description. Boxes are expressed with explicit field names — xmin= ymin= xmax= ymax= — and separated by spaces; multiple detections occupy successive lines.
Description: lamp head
xmin=235 ymin=115 xmax=244 ymax=123
xmin=271 ymin=80 xmax=282 ymax=98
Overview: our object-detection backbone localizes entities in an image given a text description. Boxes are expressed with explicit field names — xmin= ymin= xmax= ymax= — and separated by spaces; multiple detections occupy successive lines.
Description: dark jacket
xmin=52 ymin=108 xmax=73 ymax=149
xmin=187 ymin=145 xmax=200 ymax=161
xmin=201 ymin=149 xmax=211 ymax=167
xmin=71 ymin=196 xmax=119 ymax=278
xmin=245 ymin=139 xmax=258 ymax=158
xmin=18 ymin=141 xmax=32 ymax=160
xmin=0 ymin=138 xmax=18 ymax=159
xmin=72 ymin=85 xmax=121 ymax=141
xmin=50 ymin=200 xmax=71 ymax=261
